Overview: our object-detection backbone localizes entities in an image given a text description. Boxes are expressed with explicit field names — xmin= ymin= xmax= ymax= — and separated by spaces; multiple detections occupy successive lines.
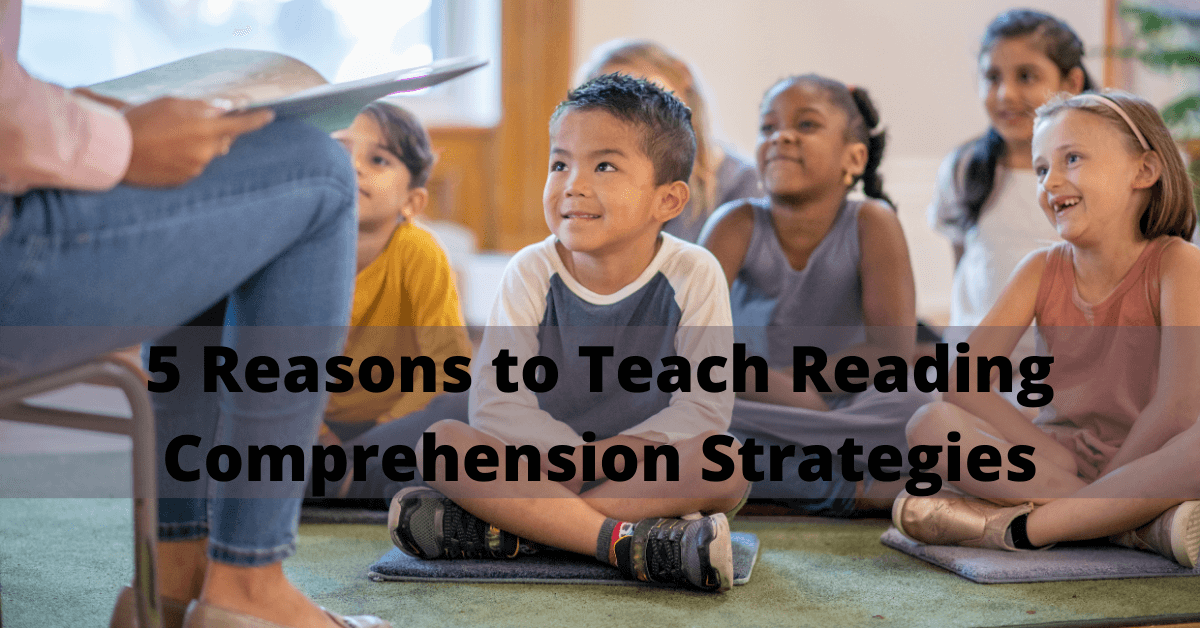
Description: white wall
xmin=573 ymin=0 xmax=1107 ymax=322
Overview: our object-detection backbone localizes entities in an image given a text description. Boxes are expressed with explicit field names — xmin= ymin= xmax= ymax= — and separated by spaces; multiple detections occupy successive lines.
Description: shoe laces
xmin=441 ymin=501 xmax=520 ymax=559
xmin=640 ymin=519 xmax=692 ymax=585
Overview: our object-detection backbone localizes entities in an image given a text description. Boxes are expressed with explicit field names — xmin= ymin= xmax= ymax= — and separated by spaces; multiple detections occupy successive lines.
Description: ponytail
xmin=763 ymin=75 xmax=896 ymax=209
xmin=848 ymin=86 xmax=894 ymax=209
xmin=957 ymin=128 xmax=1006 ymax=227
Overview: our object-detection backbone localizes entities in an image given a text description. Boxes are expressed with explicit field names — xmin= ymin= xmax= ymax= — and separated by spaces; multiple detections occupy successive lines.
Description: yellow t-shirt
xmin=324 ymin=220 xmax=471 ymax=425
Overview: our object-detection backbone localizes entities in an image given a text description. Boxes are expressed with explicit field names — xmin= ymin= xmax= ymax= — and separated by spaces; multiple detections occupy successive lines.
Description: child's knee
xmin=677 ymin=431 xmax=747 ymax=507
xmin=414 ymin=419 xmax=480 ymax=472
xmin=906 ymin=401 xmax=961 ymax=446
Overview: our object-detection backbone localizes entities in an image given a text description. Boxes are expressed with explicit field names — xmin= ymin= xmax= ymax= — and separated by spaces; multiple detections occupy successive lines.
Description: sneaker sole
xmin=1169 ymin=500 xmax=1200 ymax=568
xmin=388 ymin=487 xmax=443 ymax=557
xmin=892 ymin=492 xmax=913 ymax=540
xmin=709 ymin=513 xmax=733 ymax=593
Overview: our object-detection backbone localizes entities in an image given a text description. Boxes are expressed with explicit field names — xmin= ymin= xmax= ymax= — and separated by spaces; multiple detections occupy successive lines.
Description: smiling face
xmin=334 ymin=113 xmax=420 ymax=232
xmin=980 ymin=36 xmax=1079 ymax=150
xmin=543 ymin=108 xmax=683 ymax=260
xmin=1032 ymin=109 xmax=1150 ymax=244
xmin=755 ymin=81 xmax=864 ymax=203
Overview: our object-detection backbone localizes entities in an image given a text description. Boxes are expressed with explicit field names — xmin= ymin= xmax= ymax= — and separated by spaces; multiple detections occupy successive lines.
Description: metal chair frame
xmin=0 ymin=354 xmax=161 ymax=628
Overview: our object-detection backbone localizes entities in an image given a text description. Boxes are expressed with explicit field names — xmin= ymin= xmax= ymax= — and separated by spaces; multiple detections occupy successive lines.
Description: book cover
xmin=89 ymin=49 xmax=487 ymax=132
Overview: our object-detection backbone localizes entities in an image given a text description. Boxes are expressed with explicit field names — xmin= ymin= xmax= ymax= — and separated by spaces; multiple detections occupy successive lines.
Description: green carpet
xmin=3 ymin=498 xmax=1199 ymax=628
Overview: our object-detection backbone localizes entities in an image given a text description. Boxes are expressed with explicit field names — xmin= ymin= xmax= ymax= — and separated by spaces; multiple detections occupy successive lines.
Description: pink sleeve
xmin=0 ymin=35 xmax=133 ymax=194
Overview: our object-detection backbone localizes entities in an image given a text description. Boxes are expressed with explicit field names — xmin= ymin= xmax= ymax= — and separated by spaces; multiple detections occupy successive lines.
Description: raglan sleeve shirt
xmin=469 ymin=237 xmax=735 ymax=452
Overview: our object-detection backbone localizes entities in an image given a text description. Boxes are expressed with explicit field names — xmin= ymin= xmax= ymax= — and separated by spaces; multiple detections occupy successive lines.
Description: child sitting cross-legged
xmin=894 ymin=91 xmax=1200 ymax=567
xmin=387 ymin=74 xmax=750 ymax=592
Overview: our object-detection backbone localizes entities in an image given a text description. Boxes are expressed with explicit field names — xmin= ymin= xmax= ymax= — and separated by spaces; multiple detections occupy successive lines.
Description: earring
xmin=843 ymin=171 xmax=855 ymax=187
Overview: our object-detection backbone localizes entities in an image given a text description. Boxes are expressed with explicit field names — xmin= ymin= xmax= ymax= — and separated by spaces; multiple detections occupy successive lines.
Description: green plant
xmin=1118 ymin=3 xmax=1200 ymax=212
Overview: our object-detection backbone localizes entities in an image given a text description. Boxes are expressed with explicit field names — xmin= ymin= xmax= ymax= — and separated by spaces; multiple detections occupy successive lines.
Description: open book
xmin=89 ymin=50 xmax=488 ymax=132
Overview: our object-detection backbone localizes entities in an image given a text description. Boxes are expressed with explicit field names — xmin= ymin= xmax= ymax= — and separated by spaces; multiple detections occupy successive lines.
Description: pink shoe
xmin=892 ymin=489 xmax=1035 ymax=551
xmin=1110 ymin=501 xmax=1200 ymax=568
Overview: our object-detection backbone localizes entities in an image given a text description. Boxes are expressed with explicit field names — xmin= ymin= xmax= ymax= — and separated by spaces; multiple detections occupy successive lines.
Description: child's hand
xmin=1043 ymin=431 xmax=1082 ymax=478
xmin=1071 ymin=430 xmax=1117 ymax=483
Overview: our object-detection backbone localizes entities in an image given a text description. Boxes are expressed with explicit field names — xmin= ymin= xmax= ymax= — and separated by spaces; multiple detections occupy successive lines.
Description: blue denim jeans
xmin=0 ymin=120 xmax=357 ymax=566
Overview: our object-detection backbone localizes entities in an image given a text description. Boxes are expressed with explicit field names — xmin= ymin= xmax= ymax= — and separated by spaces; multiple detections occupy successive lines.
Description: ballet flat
xmin=892 ymin=488 xmax=1034 ymax=551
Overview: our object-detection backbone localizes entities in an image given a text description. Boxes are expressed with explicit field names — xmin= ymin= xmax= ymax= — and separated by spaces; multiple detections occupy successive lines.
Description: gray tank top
xmin=730 ymin=198 xmax=865 ymax=367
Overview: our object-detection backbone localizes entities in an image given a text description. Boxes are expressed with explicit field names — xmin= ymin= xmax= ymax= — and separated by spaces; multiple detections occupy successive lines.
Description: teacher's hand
xmin=71 ymin=87 xmax=129 ymax=111
xmin=121 ymin=97 xmax=274 ymax=188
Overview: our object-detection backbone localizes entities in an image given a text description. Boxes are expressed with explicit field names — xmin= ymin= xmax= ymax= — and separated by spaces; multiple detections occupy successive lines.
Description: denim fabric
xmin=0 ymin=120 xmax=357 ymax=566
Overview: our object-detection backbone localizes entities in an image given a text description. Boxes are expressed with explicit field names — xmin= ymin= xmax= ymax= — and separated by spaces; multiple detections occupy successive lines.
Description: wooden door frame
xmin=425 ymin=0 xmax=573 ymax=252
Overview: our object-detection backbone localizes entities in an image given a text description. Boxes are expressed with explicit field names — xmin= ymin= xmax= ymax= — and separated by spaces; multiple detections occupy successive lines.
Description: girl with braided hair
xmin=701 ymin=75 xmax=930 ymax=516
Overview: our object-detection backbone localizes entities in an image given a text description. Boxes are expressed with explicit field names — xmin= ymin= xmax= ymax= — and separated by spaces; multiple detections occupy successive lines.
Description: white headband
xmin=1076 ymin=93 xmax=1151 ymax=151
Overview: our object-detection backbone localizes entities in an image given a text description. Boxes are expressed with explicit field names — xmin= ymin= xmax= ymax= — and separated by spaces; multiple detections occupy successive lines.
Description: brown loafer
xmin=108 ymin=585 xmax=190 ymax=628
xmin=182 ymin=600 xmax=392 ymax=628
xmin=892 ymin=489 xmax=1035 ymax=551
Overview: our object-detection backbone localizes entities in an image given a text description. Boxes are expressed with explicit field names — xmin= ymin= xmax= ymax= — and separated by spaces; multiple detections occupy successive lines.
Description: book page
xmin=89 ymin=49 xmax=327 ymax=106
xmin=87 ymin=51 xmax=486 ymax=133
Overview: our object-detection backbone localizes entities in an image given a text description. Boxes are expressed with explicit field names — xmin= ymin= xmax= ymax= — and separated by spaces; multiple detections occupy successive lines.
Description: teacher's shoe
xmin=182 ymin=601 xmax=390 ymax=628
xmin=108 ymin=586 xmax=189 ymax=628
xmin=892 ymin=489 xmax=1034 ymax=551
xmin=1110 ymin=501 xmax=1200 ymax=568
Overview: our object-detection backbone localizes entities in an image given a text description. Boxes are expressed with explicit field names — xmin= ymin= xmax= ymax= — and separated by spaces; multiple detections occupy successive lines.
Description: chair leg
xmin=97 ymin=355 xmax=162 ymax=628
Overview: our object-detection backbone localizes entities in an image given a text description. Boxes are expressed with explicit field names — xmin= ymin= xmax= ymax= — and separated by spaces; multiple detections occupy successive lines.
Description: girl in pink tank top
xmin=895 ymin=91 xmax=1200 ymax=568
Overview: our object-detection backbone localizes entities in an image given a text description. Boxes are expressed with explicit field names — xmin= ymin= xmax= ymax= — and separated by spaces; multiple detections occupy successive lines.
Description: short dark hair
xmin=551 ymin=73 xmax=696 ymax=186
xmin=361 ymin=101 xmax=435 ymax=188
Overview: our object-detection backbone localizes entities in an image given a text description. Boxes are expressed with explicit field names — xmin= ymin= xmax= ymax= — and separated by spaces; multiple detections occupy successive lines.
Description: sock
xmin=596 ymin=518 xmax=635 ymax=569
xmin=596 ymin=518 xmax=618 ymax=563
xmin=1008 ymin=513 xmax=1038 ymax=550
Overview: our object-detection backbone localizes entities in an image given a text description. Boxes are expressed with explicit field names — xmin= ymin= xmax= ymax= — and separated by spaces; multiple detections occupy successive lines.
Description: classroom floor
xmin=3 ymin=392 xmax=1200 ymax=628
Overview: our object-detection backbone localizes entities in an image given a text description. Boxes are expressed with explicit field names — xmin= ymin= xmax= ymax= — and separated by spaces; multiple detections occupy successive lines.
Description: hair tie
xmin=1076 ymin=94 xmax=1150 ymax=151
xmin=844 ymin=84 xmax=883 ymax=136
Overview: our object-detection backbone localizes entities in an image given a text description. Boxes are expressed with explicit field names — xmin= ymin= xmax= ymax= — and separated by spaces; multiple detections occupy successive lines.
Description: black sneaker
xmin=619 ymin=513 xmax=733 ymax=592
xmin=388 ymin=487 xmax=528 ymax=559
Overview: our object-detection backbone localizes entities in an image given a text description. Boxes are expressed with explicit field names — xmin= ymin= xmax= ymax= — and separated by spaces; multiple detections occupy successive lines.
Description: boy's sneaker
xmin=388 ymin=487 xmax=531 ymax=559
xmin=618 ymin=513 xmax=733 ymax=592
xmin=1110 ymin=501 xmax=1200 ymax=568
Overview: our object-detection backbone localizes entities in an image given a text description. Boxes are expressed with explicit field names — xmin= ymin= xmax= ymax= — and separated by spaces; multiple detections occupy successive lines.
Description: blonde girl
xmin=897 ymin=91 xmax=1200 ymax=567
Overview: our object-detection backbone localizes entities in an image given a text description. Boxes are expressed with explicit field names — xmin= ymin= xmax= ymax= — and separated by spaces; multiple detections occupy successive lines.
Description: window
xmin=18 ymin=0 xmax=499 ymax=125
